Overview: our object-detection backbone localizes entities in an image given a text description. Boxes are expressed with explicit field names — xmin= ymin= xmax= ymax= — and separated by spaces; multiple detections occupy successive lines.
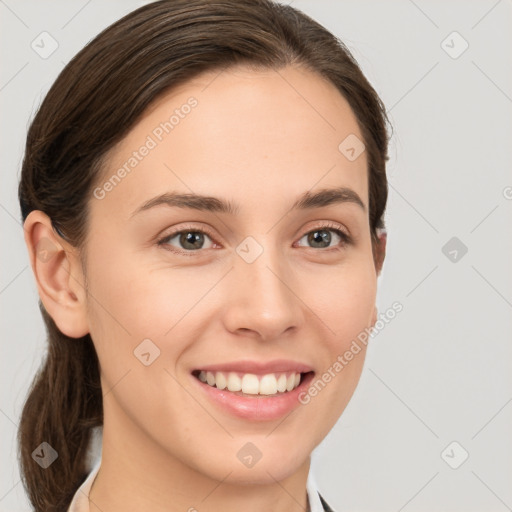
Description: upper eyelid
xmin=157 ymin=223 xmax=216 ymax=242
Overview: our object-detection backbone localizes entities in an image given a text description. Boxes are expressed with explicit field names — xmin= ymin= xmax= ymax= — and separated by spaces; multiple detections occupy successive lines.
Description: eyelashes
xmin=157 ymin=226 xmax=217 ymax=255
xmin=295 ymin=222 xmax=352 ymax=250
xmin=157 ymin=222 xmax=352 ymax=256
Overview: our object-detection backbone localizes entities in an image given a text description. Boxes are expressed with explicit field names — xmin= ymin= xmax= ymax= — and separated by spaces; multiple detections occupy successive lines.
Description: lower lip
xmin=192 ymin=372 xmax=315 ymax=421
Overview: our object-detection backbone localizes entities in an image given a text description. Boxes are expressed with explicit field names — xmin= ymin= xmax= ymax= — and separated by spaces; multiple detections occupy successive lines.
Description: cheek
xmin=297 ymin=257 xmax=376 ymax=423
xmin=83 ymin=244 xmax=199 ymax=436
xmin=305 ymin=256 xmax=377 ymax=347
xmin=85 ymin=241 xmax=200 ymax=339
xmin=82 ymin=242 xmax=172 ymax=386
xmin=83 ymin=241 xmax=225 ymax=399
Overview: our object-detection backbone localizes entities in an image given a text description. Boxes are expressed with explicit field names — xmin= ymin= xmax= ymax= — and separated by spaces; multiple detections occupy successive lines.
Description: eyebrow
xmin=130 ymin=186 xmax=366 ymax=218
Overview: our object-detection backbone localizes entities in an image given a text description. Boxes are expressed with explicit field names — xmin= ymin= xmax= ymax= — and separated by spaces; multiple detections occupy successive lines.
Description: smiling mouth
xmin=191 ymin=369 xmax=314 ymax=397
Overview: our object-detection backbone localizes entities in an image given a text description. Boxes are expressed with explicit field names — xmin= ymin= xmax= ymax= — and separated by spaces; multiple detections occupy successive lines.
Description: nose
xmin=222 ymin=243 xmax=305 ymax=340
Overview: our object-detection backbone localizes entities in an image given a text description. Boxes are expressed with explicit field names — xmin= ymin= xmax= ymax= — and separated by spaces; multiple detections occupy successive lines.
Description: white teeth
xmin=286 ymin=373 xmax=295 ymax=391
xmin=215 ymin=371 xmax=227 ymax=390
xmin=259 ymin=374 xmax=277 ymax=395
xmin=227 ymin=372 xmax=242 ymax=392
xmin=197 ymin=370 xmax=304 ymax=395
xmin=206 ymin=371 xmax=216 ymax=386
xmin=276 ymin=373 xmax=287 ymax=393
xmin=241 ymin=374 xmax=260 ymax=394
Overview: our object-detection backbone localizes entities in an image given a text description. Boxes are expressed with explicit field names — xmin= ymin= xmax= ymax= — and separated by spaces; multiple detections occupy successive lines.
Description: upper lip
xmin=193 ymin=359 xmax=314 ymax=375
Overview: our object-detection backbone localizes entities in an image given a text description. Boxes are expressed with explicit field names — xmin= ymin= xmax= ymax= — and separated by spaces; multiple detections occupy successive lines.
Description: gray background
xmin=1 ymin=1 xmax=511 ymax=510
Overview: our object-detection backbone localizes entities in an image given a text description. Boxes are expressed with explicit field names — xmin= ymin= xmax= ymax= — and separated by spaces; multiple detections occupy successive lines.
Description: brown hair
xmin=17 ymin=0 xmax=390 ymax=510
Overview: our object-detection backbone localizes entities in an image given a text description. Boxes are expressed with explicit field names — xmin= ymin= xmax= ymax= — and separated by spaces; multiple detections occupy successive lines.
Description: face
xmin=82 ymin=65 xmax=379 ymax=483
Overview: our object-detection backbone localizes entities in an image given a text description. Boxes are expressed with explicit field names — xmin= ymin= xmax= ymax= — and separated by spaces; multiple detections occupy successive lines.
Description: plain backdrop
xmin=1 ymin=1 xmax=511 ymax=511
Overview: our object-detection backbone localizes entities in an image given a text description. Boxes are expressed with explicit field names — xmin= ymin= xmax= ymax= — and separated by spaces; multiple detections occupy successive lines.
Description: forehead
xmin=92 ymin=65 xmax=368 ymax=222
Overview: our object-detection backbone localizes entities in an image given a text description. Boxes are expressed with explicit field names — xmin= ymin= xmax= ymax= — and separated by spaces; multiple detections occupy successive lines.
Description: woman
xmin=18 ymin=1 xmax=389 ymax=511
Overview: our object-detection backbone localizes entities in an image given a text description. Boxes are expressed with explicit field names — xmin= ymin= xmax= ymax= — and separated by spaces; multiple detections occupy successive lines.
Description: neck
xmin=88 ymin=413 xmax=311 ymax=512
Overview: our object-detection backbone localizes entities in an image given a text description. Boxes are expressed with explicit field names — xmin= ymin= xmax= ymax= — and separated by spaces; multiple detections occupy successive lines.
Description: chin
xmin=190 ymin=443 xmax=310 ymax=485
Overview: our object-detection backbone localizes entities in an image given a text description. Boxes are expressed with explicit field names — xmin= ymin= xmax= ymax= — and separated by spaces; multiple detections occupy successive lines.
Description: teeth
xmin=241 ymin=374 xmax=259 ymax=394
xmin=286 ymin=373 xmax=295 ymax=391
xmin=206 ymin=371 xmax=215 ymax=386
xmin=197 ymin=370 xmax=304 ymax=395
xmin=227 ymin=372 xmax=242 ymax=392
xmin=215 ymin=371 xmax=227 ymax=390
xmin=277 ymin=374 xmax=287 ymax=392
xmin=259 ymin=374 xmax=277 ymax=395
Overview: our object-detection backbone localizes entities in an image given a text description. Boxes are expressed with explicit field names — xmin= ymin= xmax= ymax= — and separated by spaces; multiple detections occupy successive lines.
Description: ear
xmin=371 ymin=305 xmax=378 ymax=327
xmin=23 ymin=210 xmax=89 ymax=338
xmin=372 ymin=228 xmax=387 ymax=277
xmin=370 ymin=229 xmax=387 ymax=329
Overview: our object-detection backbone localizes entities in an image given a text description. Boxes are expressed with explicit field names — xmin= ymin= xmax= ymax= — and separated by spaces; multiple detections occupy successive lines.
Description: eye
xmin=157 ymin=222 xmax=351 ymax=256
xmin=296 ymin=223 xmax=351 ymax=250
xmin=157 ymin=226 xmax=216 ymax=254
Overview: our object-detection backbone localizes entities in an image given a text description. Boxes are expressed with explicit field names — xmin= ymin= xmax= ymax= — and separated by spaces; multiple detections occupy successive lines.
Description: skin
xmin=24 ymin=65 xmax=385 ymax=512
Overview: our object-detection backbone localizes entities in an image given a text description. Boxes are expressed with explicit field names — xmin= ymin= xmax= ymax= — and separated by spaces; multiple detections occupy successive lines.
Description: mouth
xmin=191 ymin=369 xmax=314 ymax=398
xmin=190 ymin=360 xmax=315 ymax=420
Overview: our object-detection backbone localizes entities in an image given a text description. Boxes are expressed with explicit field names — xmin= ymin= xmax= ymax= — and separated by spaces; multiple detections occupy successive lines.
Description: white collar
xmin=306 ymin=466 xmax=329 ymax=512
xmin=66 ymin=458 xmax=100 ymax=512
xmin=68 ymin=459 xmax=329 ymax=512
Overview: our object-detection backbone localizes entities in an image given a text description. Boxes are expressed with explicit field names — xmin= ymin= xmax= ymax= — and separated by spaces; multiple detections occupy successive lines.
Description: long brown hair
xmin=17 ymin=1 xmax=390 ymax=510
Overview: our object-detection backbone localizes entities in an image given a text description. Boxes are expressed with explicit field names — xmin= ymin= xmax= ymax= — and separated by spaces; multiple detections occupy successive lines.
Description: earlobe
xmin=371 ymin=306 xmax=377 ymax=327
xmin=373 ymin=229 xmax=387 ymax=276
xmin=23 ymin=210 xmax=89 ymax=338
